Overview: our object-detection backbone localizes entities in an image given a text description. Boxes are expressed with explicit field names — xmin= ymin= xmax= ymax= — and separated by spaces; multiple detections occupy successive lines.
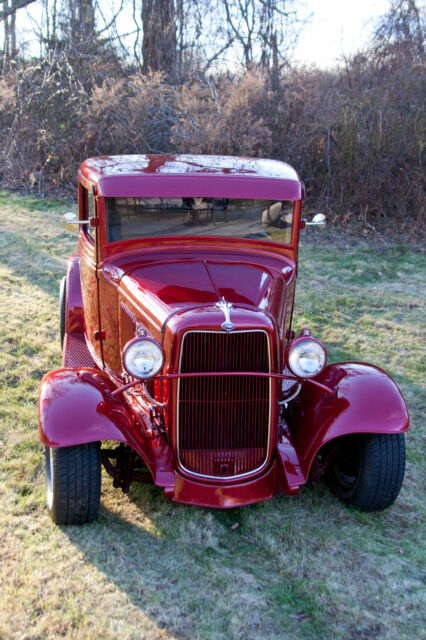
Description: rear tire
xmin=326 ymin=433 xmax=405 ymax=511
xmin=59 ymin=276 xmax=66 ymax=348
xmin=45 ymin=443 xmax=101 ymax=524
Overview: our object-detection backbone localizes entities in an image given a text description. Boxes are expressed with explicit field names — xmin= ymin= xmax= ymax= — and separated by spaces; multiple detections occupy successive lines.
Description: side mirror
xmin=62 ymin=212 xmax=91 ymax=232
xmin=63 ymin=212 xmax=78 ymax=231
xmin=305 ymin=213 xmax=326 ymax=229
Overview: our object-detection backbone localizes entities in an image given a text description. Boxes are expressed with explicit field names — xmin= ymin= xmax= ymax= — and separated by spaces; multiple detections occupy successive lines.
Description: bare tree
xmin=0 ymin=0 xmax=36 ymax=19
xmin=219 ymin=0 xmax=298 ymax=71
xmin=60 ymin=0 xmax=96 ymax=50
xmin=175 ymin=0 xmax=205 ymax=76
xmin=2 ymin=0 xmax=11 ymax=61
xmin=373 ymin=0 xmax=425 ymax=63
xmin=1 ymin=0 xmax=37 ymax=61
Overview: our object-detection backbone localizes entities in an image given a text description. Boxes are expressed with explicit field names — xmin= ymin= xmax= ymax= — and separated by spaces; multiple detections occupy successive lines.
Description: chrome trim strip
xmin=176 ymin=329 xmax=272 ymax=481
xmin=143 ymin=382 xmax=165 ymax=407
xmin=278 ymin=383 xmax=301 ymax=407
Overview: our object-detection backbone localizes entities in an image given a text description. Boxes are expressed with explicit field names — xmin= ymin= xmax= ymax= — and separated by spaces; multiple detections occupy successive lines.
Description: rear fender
xmin=289 ymin=363 xmax=409 ymax=478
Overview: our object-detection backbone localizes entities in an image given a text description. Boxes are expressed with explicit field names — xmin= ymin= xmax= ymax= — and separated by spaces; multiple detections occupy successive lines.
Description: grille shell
xmin=177 ymin=330 xmax=271 ymax=479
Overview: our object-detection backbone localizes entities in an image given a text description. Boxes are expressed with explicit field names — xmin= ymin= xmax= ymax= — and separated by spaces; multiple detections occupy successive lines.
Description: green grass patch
xmin=0 ymin=194 xmax=424 ymax=639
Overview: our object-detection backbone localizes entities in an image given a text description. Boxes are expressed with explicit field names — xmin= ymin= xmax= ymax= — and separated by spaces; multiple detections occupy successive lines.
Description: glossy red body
xmin=38 ymin=155 xmax=409 ymax=507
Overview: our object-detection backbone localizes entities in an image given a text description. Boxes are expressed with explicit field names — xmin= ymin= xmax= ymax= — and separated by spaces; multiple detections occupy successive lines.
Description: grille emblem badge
xmin=216 ymin=298 xmax=235 ymax=331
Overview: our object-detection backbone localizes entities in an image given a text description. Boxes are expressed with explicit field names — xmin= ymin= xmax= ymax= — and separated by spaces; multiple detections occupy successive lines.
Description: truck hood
xmin=119 ymin=256 xmax=294 ymax=329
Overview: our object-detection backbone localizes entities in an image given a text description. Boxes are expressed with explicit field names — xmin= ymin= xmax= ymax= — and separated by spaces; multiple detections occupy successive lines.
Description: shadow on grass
xmin=59 ymin=443 xmax=425 ymax=640
xmin=62 ymin=485 xmax=324 ymax=640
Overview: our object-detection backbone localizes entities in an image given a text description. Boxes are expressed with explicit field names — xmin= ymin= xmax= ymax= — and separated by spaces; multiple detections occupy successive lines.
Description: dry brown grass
xmin=0 ymin=192 xmax=424 ymax=639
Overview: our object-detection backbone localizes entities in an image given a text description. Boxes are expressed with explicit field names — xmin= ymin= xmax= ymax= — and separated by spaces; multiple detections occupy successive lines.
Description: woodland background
xmin=0 ymin=0 xmax=424 ymax=236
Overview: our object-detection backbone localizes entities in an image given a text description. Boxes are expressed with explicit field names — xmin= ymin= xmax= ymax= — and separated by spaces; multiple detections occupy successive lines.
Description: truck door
xmin=78 ymin=182 xmax=103 ymax=365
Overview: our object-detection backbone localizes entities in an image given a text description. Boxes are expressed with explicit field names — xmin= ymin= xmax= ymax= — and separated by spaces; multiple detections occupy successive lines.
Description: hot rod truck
xmin=39 ymin=154 xmax=409 ymax=524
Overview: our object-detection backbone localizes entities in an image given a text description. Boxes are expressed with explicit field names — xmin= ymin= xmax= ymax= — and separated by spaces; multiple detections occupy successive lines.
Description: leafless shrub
xmin=0 ymin=41 xmax=423 ymax=233
xmin=173 ymin=72 xmax=273 ymax=157
xmin=84 ymin=72 xmax=178 ymax=156
xmin=0 ymin=52 xmax=88 ymax=194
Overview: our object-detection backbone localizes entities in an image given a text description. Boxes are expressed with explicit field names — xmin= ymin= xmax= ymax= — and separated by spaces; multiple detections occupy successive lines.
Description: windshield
xmin=105 ymin=197 xmax=294 ymax=245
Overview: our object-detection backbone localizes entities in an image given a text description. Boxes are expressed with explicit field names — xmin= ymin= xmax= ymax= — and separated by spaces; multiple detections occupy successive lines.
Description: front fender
xmin=289 ymin=362 xmax=409 ymax=478
xmin=39 ymin=368 xmax=131 ymax=447
xmin=38 ymin=368 xmax=176 ymax=488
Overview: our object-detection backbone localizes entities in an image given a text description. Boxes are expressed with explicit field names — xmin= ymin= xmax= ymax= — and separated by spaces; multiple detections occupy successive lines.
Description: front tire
xmin=45 ymin=443 xmax=101 ymax=524
xmin=326 ymin=433 xmax=405 ymax=511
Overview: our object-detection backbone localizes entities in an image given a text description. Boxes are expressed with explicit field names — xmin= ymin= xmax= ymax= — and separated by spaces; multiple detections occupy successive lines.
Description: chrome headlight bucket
xmin=285 ymin=335 xmax=327 ymax=378
xmin=123 ymin=337 xmax=164 ymax=379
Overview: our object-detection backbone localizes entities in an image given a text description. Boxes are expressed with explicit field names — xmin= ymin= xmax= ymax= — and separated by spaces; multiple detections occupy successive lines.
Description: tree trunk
xmin=10 ymin=3 xmax=16 ymax=57
xmin=67 ymin=0 xmax=96 ymax=49
xmin=3 ymin=0 xmax=10 ymax=61
xmin=142 ymin=0 xmax=177 ymax=78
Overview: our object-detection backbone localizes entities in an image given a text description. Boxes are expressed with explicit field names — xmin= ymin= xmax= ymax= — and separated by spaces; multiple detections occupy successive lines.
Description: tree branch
xmin=203 ymin=37 xmax=235 ymax=72
xmin=0 ymin=0 xmax=37 ymax=20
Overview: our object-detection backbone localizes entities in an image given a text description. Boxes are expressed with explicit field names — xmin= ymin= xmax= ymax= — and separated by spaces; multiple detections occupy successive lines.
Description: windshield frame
xmin=91 ymin=191 xmax=302 ymax=265
xmin=104 ymin=196 xmax=296 ymax=246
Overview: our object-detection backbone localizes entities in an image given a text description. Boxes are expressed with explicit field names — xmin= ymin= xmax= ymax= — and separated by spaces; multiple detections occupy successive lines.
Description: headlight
xmin=286 ymin=336 xmax=327 ymax=378
xmin=123 ymin=337 xmax=164 ymax=379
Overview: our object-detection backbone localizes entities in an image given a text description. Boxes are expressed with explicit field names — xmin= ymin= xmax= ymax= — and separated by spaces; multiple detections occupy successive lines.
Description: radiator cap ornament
xmin=216 ymin=298 xmax=235 ymax=332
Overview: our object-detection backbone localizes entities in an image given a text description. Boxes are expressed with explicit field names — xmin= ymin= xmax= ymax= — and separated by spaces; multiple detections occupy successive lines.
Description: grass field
xmin=0 ymin=191 xmax=424 ymax=640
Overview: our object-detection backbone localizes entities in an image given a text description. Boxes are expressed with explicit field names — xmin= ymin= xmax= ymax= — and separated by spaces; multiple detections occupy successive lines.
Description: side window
xmin=87 ymin=191 xmax=95 ymax=241
xmin=79 ymin=184 xmax=95 ymax=242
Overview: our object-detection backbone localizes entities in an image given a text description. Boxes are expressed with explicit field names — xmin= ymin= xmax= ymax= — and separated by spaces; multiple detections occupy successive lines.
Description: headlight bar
xmin=111 ymin=370 xmax=335 ymax=398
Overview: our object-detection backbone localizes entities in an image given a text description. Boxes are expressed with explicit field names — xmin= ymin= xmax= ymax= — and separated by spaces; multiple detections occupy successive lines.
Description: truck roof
xmin=79 ymin=154 xmax=304 ymax=201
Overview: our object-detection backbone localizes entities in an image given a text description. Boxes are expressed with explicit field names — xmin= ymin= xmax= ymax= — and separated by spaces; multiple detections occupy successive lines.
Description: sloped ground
xmin=0 ymin=192 xmax=424 ymax=639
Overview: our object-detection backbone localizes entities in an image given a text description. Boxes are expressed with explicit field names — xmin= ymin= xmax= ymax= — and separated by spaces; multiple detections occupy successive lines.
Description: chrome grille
xmin=177 ymin=331 xmax=270 ymax=478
